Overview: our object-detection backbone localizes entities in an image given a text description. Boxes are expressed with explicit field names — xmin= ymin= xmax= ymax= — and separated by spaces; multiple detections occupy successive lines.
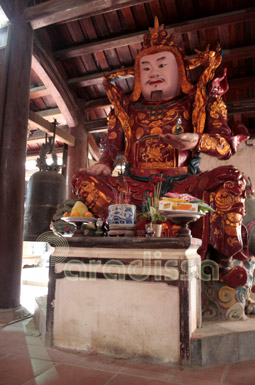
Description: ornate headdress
xmin=130 ymin=17 xmax=194 ymax=101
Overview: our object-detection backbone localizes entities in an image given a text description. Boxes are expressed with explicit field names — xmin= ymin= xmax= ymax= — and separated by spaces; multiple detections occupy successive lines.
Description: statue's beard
xmin=150 ymin=90 xmax=163 ymax=101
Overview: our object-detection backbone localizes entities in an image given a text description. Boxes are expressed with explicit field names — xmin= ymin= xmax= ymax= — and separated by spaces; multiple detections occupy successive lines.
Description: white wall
xmin=200 ymin=142 xmax=255 ymax=188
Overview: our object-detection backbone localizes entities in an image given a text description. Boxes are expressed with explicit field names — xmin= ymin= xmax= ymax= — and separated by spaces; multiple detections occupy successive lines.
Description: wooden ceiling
xmin=3 ymin=0 xmax=255 ymax=159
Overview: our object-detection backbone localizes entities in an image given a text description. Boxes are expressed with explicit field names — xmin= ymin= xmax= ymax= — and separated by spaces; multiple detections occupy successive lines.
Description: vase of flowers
xmin=152 ymin=223 xmax=163 ymax=237
xmin=141 ymin=175 xmax=166 ymax=237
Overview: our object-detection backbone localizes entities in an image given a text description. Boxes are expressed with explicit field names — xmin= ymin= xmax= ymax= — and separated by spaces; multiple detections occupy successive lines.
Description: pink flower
xmin=164 ymin=192 xmax=199 ymax=201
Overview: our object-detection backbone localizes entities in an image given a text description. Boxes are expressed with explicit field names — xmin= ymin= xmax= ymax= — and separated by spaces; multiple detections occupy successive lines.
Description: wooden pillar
xmin=66 ymin=121 xmax=88 ymax=198
xmin=0 ymin=9 xmax=33 ymax=310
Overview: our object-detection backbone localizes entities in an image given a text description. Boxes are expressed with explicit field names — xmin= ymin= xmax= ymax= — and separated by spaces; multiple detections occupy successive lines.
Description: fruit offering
xmin=51 ymin=199 xmax=96 ymax=236
xmin=70 ymin=201 xmax=88 ymax=217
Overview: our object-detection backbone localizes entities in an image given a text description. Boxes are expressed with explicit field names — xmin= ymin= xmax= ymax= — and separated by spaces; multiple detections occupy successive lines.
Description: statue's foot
xmin=219 ymin=265 xmax=248 ymax=288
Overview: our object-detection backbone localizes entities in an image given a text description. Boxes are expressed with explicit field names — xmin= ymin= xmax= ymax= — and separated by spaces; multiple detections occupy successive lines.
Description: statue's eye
xmin=159 ymin=63 xmax=167 ymax=68
xmin=142 ymin=67 xmax=150 ymax=71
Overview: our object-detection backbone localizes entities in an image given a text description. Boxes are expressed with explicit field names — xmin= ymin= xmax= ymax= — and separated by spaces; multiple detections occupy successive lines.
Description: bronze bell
xmin=24 ymin=135 xmax=66 ymax=241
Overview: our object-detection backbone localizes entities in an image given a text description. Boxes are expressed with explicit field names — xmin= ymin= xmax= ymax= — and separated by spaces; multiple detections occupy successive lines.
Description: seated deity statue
xmin=72 ymin=18 xmax=251 ymax=289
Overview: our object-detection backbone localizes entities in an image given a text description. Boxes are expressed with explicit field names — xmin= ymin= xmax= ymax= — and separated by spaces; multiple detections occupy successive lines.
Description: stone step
xmin=191 ymin=317 xmax=255 ymax=366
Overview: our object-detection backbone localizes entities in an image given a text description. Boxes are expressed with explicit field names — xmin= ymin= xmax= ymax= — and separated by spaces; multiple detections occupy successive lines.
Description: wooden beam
xmin=27 ymin=127 xmax=71 ymax=144
xmin=0 ymin=0 xmax=33 ymax=309
xmin=80 ymin=98 xmax=111 ymax=111
xmin=36 ymin=107 xmax=67 ymax=126
xmin=68 ymin=67 xmax=133 ymax=89
xmin=84 ymin=118 xmax=108 ymax=133
xmin=27 ymin=129 xmax=46 ymax=145
xmin=29 ymin=110 xmax=75 ymax=146
xmin=29 ymin=107 xmax=67 ymax=126
xmin=164 ymin=8 xmax=255 ymax=34
xmin=67 ymin=123 xmax=88 ymax=197
xmin=227 ymin=99 xmax=255 ymax=115
xmin=37 ymin=107 xmax=62 ymax=118
xmin=26 ymin=146 xmax=63 ymax=158
xmin=54 ymin=9 xmax=255 ymax=59
xmin=32 ymin=37 xmax=79 ymax=127
xmin=25 ymin=0 xmax=152 ymax=30
xmin=222 ymin=46 xmax=255 ymax=61
xmin=55 ymin=33 xmax=143 ymax=60
xmin=30 ymin=85 xmax=50 ymax=99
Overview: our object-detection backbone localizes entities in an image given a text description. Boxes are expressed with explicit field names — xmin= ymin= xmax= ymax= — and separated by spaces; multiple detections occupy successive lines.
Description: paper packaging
xmin=159 ymin=200 xmax=198 ymax=212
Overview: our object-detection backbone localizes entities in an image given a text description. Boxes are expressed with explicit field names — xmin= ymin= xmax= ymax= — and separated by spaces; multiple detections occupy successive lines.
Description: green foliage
xmin=140 ymin=206 xmax=166 ymax=224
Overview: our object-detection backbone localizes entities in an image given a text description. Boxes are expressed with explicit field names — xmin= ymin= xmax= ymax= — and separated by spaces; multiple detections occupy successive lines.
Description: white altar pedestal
xmin=46 ymin=237 xmax=201 ymax=364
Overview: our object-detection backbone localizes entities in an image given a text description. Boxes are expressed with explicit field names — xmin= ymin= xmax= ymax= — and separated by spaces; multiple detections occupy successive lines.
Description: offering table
xmin=46 ymin=236 xmax=202 ymax=364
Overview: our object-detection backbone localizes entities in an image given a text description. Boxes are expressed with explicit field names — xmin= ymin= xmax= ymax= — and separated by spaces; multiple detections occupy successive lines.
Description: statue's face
xmin=140 ymin=51 xmax=181 ymax=101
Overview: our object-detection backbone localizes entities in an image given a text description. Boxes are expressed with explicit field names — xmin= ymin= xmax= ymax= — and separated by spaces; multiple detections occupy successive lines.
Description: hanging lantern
xmin=24 ymin=127 xmax=66 ymax=241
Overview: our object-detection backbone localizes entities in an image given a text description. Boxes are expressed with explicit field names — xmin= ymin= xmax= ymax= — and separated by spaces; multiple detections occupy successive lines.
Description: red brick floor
xmin=0 ymin=318 xmax=255 ymax=385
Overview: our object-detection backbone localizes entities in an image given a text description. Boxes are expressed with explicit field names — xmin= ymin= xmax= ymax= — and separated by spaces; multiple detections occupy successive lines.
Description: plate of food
xmin=158 ymin=210 xmax=205 ymax=219
xmin=159 ymin=193 xmax=214 ymax=215
xmin=61 ymin=201 xmax=97 ymax=223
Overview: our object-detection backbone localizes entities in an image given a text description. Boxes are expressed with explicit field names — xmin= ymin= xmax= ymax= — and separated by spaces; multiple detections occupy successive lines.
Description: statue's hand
xmin=161 ymin=133 xmax=199 ymax=151
xmin=210 ymin=68 xmax=229 ymax=98
xmin=203 ymin=166 xmax=244 ymax=192
xmin=84 ymin=164 xmax=111 ymax=176
xmin=214 ymin=166 xmax=242 ymax=181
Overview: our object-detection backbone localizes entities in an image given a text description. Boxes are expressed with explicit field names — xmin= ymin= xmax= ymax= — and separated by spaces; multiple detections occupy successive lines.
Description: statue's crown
xmin=142 ymin=17 xmax=173 ymax=49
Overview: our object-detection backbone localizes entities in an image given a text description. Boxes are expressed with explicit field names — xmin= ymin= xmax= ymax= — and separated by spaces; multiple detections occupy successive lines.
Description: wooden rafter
xmin=32 ymin=37 xmax=79 ymax=127
xmin=30 ymin=85 xmax=49 ymax=99
xmin=29 ymin=110 xmax=75 ymax=146
xmin=53 ymin=9 xmax=255 ymax=60
xmin=55 ymin=33 xmax=144 ymax=60
xmin=25 ymin=0 xmax=153 ymax=30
